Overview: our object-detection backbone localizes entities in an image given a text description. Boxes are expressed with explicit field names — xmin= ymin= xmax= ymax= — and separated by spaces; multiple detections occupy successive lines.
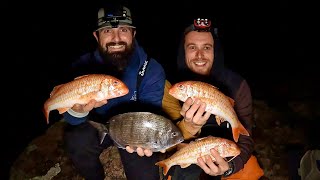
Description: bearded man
xmin=61 ymin=3 xmax=172 ymax=180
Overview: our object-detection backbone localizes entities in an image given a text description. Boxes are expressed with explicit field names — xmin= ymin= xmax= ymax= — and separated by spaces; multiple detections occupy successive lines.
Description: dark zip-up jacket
xmin=173 ymin=28 xmax=254 ymax=174
xmin=63 ymin=40 xmax=166 ymax=125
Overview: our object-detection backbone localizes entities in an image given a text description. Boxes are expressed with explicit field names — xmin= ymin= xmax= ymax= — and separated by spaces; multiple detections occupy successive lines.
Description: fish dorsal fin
xmin=208 ymin=83 xmax=219 ymax=89
xmin=74 ymin=74 xmax=89 ymax=80
xmin=194 ymin=137 xmax=208 ymax=142
xmin=227 ymin=96 xmax=235 ymax=107
xmin=187 ymin=140 xmax=196 ymax=147
xmin=50 ymin=84 xmax=64 ymax=97
xmin=180 ymin=163 xmax=192 ymax=168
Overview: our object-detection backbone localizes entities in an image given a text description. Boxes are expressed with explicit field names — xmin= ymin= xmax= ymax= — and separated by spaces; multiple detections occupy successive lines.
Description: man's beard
xmin=99 ymin=41 xmax=135 ymax=72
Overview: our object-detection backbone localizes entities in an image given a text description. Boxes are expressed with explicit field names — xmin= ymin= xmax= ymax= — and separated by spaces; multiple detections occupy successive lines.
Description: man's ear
xmin=133 ymin=30 xmax=136 ymax=37
xmin=93 ymin=31 xmax=99 ymax=42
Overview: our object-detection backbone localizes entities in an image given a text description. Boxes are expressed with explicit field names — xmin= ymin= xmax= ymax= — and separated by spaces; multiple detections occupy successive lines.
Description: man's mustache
xmin=106 ymin=42 xmax=127 ymax=47
xmin=191 ymin=58 xmax=209 ymax=61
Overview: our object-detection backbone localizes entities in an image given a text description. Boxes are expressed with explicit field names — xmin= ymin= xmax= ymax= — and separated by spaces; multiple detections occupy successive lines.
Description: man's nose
xmin=196 ymin=50 xmax=204 ymax=59
xmin=111 ymin=31 xmax=121 ymax=42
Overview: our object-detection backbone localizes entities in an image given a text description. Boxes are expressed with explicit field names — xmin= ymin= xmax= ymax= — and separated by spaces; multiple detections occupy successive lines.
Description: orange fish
xmin=155 ymin=136 xmax=241 ymax=176
xmin=169 ymin=81 xmax=249 ymax=142
xmin=43 ymin=74 xmax=129 ymax=124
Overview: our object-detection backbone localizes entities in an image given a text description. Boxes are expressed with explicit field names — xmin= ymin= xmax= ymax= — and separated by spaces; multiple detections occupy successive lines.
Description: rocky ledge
xmin=9 ymin=100 xmax=319 ymax=180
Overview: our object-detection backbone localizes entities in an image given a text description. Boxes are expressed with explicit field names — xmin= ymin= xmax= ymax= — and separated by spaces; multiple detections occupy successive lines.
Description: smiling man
xmin=167 ymin=18 xmax=261 ymax=180
xmin=93 ymin=7 xmax=136 ymax=72
xmin=60 ymin=3 xmax=176 ymax=180
xmin=184 ymin=30 xmax=214 ymax=75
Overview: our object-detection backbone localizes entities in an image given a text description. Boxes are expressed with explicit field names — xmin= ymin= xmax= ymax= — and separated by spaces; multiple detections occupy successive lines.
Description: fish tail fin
xmin=232 ymin=123 xmax=250 ymax=142
xmin=43 ymin=99 xmax=52 ymax=124
xmin=155 ymin=161 xmax=170 ymax=176
xmin=43 ymin=106 xmax=50 ymax=124
xmin=88 ymin=121 xmax=109 ymax=145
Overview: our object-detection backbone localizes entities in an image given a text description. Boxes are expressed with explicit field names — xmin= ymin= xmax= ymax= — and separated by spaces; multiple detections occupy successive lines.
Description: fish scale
xmin=43 ymin=74 xmax=129 ymax=124
xmin=108 ymin=112 xmax=184 ymax=152
xmin=155 ymin=136 xmax=241 ymax=176
xmin=169 ymin=80 xmax=250 ymax=142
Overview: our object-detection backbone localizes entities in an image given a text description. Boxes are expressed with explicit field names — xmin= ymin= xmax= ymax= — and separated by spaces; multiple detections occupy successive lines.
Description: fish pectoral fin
xmin=112 ymin=140 xmax=127 ymax=150
xmin=57 ymin=108 xmax=69 ymax=114
xmin=227 ymin=96 xmax=235 ymax=107
xmin=215 ymin=116 xmax=225 ymax=126
xmin=180 ymin=163 xmax=192 ymax=168
xmin=78 ymin=91 xmax=104 ymax=102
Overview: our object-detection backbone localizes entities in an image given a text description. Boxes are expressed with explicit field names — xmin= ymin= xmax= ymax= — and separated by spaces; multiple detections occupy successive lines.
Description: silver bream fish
xmin=107 ymin=112 xmax=184 ymax=152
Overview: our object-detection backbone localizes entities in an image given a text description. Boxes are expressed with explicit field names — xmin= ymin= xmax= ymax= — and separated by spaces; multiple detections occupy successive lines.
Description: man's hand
xmin=71 ymin=99 xmax=108 ymax=113
xmin=180 ymin=97 xmax=211 ymax=127
xmin=197 ymin=149 xmax=230 ymax=176
xmin=125 ymin=146 xmax=166 ymax=157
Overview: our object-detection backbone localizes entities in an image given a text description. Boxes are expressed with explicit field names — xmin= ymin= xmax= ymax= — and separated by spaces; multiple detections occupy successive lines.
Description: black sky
xmin=3 ymin=0 xmax=317 ymax=179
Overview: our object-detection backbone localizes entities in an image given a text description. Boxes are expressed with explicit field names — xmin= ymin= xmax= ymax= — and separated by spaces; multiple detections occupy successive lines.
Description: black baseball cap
xmin=95 ymin=5 xmax=135 ymax=31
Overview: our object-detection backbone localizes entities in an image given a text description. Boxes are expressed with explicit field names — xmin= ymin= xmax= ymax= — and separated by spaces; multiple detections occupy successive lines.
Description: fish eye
xmin=178 ymin=84 xmax=184 ymax=90
xmin=112 ymin=80 xmax=119 ymax=86
xmin=172 ymin=132 xmax=178 ymax=137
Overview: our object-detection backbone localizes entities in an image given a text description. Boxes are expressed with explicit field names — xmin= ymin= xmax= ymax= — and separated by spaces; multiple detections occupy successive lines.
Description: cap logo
xmin=96 ymin=6 xmax=134 ymax=30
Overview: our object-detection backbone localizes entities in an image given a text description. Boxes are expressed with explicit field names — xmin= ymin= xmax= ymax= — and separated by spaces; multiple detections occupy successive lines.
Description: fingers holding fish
xmin=182 ymin=98 xmax=210 ymax=127
xmin=180 ymin=97 xmax=194 ymax=116
xmin=125 ymin=146 xmax=149 ymax=156
xmin=108 ymin=112 xmax=184 ymax=152
xmin=130 ymin=147 xmax=153 ymax=157
xmin=169 ymin=81 xmax=250 ymax=142
xmin=197 ymin=149 xmax=229 ymax=176
xmin=70 ymin=99 xmax=107 ymax=113
xmin=43 ymin=74 xmax=129 ymax=124
xmin=125 ymin=146 xmax=134 ymax=153
xmin=160 ymin=149 xmax=166 ymax=153
xmin=142 ymin=148 xmax=153 ymax=157
xmin=184 ymin=98 xmax=201 ymax=122
xmin=71 ymin=100 xmax=95 ymax=113
xmin=136 ymin=147 xmax=145 ymax=156
xmin=197 ymin=155 xmax=219 ymax=175
xmin=155 ymin=136 xmax=240 ymax=176
xmin=191 ymin=102 xmax=211 ymax=126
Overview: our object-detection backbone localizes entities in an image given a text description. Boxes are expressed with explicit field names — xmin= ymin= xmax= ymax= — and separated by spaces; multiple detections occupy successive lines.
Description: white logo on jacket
xmin=138 ymin=60 xmax=148 ymax=76
xmin=130 ymin=91 xmax=137 ymax=101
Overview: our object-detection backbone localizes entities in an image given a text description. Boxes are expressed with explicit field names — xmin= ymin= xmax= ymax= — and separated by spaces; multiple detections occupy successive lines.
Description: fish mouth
xmin=173 ymin=137 xmax=185 ymax=146
xmin=165 ymin=138 xmax=185 ymax=150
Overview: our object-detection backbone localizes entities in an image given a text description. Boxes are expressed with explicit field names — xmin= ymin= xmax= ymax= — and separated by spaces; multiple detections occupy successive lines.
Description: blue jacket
xmin=63 ymin=40 xmax=166 ymax=125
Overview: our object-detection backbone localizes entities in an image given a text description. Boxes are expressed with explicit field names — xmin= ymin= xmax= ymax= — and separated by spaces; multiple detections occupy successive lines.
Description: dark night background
xmin=2 ymin=0 xmax=317 ymax=179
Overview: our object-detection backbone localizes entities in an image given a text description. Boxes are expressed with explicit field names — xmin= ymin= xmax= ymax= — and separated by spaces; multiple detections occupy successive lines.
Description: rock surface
xmin=9 ymin=100 xmax=318 ymax=180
